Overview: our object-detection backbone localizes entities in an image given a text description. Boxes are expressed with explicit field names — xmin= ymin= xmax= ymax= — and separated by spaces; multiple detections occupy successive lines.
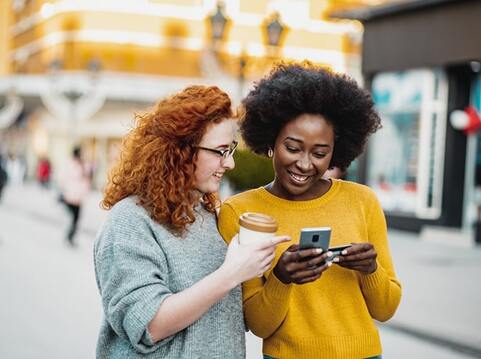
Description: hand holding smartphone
xmin=299 ymin=227 xmax=331 ymax=251
xmin=299 ymin=227 xmax=352 ymax=261
xmin=328 ymin=244 xmax=353 ymax=260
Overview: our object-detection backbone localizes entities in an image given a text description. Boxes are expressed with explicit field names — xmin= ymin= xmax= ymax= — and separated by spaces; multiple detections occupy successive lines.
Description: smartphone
xmin=299 ymin=227 xmax=331 ymax=251
xmin=328 ymin=244 xmax=352 ymax=259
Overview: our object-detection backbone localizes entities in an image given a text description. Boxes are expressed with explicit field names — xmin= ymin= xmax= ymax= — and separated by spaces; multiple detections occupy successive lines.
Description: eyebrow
xmin=284 ymin=136 xmax=331 ymax=148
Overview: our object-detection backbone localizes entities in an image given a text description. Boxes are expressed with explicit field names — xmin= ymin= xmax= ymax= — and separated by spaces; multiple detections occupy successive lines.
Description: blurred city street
xmin=1 ymin=183 xmax=480 ymax=359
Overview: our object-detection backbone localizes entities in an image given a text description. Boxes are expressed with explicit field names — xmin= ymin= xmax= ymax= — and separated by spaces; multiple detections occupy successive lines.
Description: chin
xmin=201 ymin=183 xmax=221 ymax=195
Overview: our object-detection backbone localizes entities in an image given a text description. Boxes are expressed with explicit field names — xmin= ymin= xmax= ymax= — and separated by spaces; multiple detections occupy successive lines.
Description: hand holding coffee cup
xmin=238 ymin=212 xmax=278 ymax=244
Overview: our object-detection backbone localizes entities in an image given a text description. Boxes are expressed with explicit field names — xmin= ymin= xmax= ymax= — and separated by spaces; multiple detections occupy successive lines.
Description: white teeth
xmin=290 ymin=172 xmax=308 ymax=182
xmin=213 ymin=173 xmax=223 ymax=178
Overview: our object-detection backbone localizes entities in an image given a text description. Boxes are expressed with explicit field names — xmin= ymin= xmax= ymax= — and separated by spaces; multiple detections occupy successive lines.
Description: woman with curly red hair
xmin=94 ymin=85 xmax=287 ymax=358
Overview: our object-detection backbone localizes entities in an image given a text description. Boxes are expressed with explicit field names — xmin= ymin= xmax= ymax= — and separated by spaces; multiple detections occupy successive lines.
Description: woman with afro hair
xmin=218 ymin=63 xmax=402 ymax=359
xmin=94 ymin=85 xmax=288 ymax=358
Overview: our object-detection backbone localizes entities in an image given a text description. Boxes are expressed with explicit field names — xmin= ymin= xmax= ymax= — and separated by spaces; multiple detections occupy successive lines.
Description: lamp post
xmin=43 ymin=58 xmax=103 ymax=148
xmin=264 ymin=12 xmax=286 ymax=57
xmin=207 ymin=2 xmax=229 ymax=50
xmin=237 ymin=14 xmax=286 ymax=100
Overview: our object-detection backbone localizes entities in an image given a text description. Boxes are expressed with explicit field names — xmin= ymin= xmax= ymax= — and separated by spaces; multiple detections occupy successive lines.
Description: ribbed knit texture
xmin=218 ymin=179 xmax=402 ymax=359
xmin=94 ymin=197 xmax=245 ymax=358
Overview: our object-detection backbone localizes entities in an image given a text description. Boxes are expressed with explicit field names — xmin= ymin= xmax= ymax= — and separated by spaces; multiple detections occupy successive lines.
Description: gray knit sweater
xmin=93 ymin=197 xmax=245 ymax=358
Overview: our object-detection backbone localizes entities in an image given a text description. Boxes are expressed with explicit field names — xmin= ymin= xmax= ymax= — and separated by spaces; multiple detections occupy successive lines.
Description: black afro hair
xmin=240 ymin=62 xmax=381 ymax=170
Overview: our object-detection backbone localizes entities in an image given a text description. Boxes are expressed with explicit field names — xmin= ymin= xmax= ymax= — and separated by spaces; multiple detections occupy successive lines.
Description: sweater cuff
xmin=358 ymin=261 xmax=388 ymax=290
xmin=264 ymin=270 xmax=293 ymax=301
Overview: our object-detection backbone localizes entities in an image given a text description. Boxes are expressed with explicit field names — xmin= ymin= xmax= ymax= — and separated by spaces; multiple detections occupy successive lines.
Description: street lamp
xmin=265 ymin=12 xmax=286 ymax=48
xmin=42 ymin=58 xmax=103 ymax=146
xmin=207 ymin=2 xmax=229 ymax=49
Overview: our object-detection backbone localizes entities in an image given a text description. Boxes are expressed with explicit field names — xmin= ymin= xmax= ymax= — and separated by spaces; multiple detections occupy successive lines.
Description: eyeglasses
xmin=195 ymin=141 xmax=238 ymax=160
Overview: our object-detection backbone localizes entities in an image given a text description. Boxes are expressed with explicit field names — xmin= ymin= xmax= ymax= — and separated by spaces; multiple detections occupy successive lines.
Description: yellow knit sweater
xmin=218 ymin=179 xmax=402 ymax=359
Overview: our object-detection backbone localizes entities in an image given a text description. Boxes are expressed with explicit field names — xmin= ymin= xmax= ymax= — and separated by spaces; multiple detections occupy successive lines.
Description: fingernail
xmin=316 ymin=248 xmax=323 ymax=254
xmin=326 ymin=251 xmax=333 ymax=257
xmin=341 ymin=250 xmax=347 ymax=255
xmin=332 ymin=257 xmax=340 ymax=263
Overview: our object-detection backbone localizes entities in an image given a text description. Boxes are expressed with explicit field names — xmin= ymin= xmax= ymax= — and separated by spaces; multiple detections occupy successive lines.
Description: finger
xmin=340 ymin=250 xmax=377 ymax=263
xmin=297 ymin=247 xmax=324 ymax=259
xmin=260 ymin=262 xmax=273 ymax=273
xmin=290 ymin=268 xmax=319 ymax=280
xmin=291 ymin=260 xmax=332 ymax=278
xmin=337 ymin=260 xmax=373 ymax=269
xmin=286 ymin=244 xmax=300 ymax=252
xmin=341 ymin=242 xmax=373 ymax=256
xmin=261 ymin=253 xmax=276 ymax=268
xmin=296 ymin=274 xmax=321 ymax=284
xmin=304 ymin=251 xmax=335 ymax=266
xmin=271 ymin=235 xmax=291 ymax=246
xmin=256 ymin=236 xmax=290 ymax=250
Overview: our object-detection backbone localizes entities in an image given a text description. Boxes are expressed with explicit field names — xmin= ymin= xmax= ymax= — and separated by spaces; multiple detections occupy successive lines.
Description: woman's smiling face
xmin=271 ymin=113 xmax=335 ymax=201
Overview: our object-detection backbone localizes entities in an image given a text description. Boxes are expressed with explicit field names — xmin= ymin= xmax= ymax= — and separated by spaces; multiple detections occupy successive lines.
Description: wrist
xmin=366 ymin=261 xmax=378 ymax=274
xmin=216 ymin=264 xmax=241 ymax=290
xmin=273 ymin=265 xmax=291 ymax=284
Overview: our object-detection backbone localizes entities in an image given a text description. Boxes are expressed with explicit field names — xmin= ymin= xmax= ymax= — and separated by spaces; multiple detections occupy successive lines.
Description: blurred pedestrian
xmin=36 ymin=156 xmax=51 ymax=188
xmin=59 ymin=146 xmax=90 ymax=245
xmin=218 ymin=62 xmax=402 ymax=359
xmin=94 ymin=86 xmax=287 ymax=358
xmin=0 ymin=154 xmax=7 ymax=201
xmin=6 ymin=152 xmax=25 ymax=186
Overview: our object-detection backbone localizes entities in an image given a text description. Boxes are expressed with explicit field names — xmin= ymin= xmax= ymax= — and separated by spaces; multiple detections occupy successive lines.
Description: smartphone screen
xmin=299 ymin=227 xmax=331 ymax=251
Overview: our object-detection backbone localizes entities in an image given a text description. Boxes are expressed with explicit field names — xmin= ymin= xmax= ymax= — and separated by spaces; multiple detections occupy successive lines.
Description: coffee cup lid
xmin=239 ymin=212 xmax=278 ymax=233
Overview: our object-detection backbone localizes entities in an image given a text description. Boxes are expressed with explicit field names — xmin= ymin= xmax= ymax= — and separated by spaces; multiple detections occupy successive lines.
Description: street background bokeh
xmin=1 ymin=0 xmax=481 ymax=358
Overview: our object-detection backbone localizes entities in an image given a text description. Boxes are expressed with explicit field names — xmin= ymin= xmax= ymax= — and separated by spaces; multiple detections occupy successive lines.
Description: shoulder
xmin=222 ymin=188 xmax=263 ymax=209
xmin=110 ymin=196 xmax=147 ymax=217
xmin=106 ymin=197 xmax=150 ymax=226
xmin=337 ymin=180 xmax=378 ymax=202
xmin=100 ymin=196 xmax=162 ymax=240
xmin=95 ymin=197 xmax=168 ymax=256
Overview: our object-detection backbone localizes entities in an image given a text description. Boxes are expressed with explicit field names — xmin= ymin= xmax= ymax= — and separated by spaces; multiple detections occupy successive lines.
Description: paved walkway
xmin=1 ymin=182 xmax=480 ymax=358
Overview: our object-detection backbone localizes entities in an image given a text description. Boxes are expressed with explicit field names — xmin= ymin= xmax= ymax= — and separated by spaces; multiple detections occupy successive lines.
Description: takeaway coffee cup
xmin=238 ymin=212 xmax=278 ymax=245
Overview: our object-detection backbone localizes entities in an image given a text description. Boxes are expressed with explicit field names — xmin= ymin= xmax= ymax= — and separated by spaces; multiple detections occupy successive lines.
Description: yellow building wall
xmin=7 ymin=0 xmax=385 ymax=77
xmin=0 ymin=0 xmax=12 ymax=75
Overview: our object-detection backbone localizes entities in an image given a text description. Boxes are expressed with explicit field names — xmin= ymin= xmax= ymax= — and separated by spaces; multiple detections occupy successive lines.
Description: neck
xmin=266 ymin=178 xmax=332 ymax=201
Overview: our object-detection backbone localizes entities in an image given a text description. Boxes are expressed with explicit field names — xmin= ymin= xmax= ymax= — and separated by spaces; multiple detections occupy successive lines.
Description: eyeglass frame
xmin=194 ymin=141 xmax=238 ymax=160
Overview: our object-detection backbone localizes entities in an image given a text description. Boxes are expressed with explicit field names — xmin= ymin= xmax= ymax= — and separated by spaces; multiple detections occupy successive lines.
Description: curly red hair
xmin=102 ymin=85 xmax=233 ymax=233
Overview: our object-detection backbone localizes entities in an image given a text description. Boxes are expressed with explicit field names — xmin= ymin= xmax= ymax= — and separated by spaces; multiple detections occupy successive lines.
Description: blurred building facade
xmin=0 ymin=0 xmax=383 ymax=188
xmin=335 ymin=0 xmax=481 ymax=241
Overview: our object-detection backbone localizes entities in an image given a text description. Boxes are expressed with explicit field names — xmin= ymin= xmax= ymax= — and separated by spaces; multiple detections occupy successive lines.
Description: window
xmin=367 ymin=69 xmax=447 ymax=219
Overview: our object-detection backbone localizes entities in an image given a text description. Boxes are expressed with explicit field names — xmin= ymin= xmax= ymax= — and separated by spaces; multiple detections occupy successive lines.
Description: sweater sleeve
xmin=94 ymin=205 xmax=175 ymax=354
xmin=358 ymin=192 xmax=402 ymax=322
xmin=218 ymin=202 xmax=293 ymax=338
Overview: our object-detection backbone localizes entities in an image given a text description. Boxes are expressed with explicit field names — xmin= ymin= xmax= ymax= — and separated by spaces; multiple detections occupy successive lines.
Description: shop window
xmin=473 ymin=76 xmax=481 ymax=187
xmin=367 ymin=69 xmax=448 ymax=219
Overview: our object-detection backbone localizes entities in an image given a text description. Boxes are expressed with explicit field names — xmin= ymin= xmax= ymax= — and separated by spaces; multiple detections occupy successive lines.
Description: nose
xmin=295 ymin=153 xmax=313 ymax=172
xmin=222 ymin=154 xmax=235 ymax=170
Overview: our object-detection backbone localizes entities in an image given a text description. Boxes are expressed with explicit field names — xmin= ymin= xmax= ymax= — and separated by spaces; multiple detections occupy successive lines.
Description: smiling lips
xmin=288 ymin=170 xmax=312 ymax=184
xmin=213 ymin=172 xmax=224 ymax=180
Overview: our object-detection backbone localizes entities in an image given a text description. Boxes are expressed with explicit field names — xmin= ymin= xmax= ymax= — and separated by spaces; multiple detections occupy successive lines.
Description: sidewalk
xmin=2 ymin=182 xmax=481 ymax=357
xmin=385 ymin=230 xmax=481 ymax=356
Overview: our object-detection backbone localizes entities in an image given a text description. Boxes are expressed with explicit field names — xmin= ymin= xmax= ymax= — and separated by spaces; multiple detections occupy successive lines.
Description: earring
xmin=267 ymin=148 xmax=274 ymax=158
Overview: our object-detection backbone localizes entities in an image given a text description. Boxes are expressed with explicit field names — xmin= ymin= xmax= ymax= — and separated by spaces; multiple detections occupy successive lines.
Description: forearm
xmin=359 ymin=264 xmax=402 ymax=322
xmin=148 ymin=266 xmax=237 ymax=342
xmin=244 ymin=272 xmax=292 ymax=338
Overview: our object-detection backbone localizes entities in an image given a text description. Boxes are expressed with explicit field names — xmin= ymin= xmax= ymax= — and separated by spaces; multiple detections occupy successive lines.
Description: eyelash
xmin=286 ymin=146 xmax=326 ymax=158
